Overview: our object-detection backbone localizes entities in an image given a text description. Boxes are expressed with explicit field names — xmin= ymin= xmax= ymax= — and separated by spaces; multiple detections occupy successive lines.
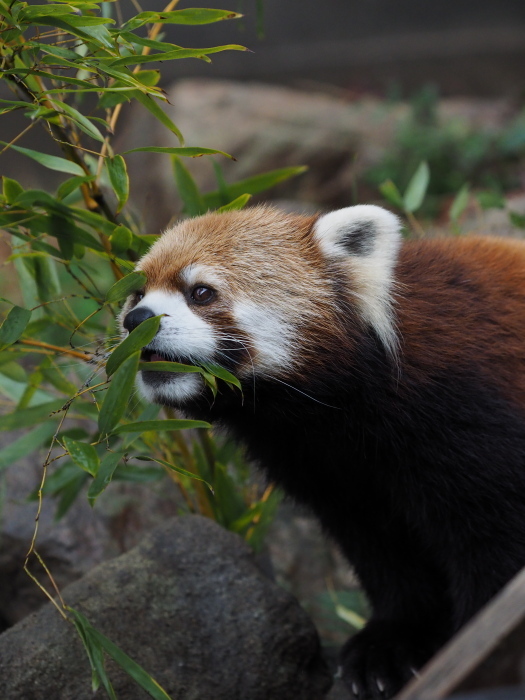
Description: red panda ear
xmin=313 ymin=205 xmax=402 ymax=356
xmin=312 ymin=205 xmax=401 ymax=260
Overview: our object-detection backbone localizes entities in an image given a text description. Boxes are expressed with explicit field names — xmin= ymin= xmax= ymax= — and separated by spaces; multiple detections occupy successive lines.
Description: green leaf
xmin=69 ymin=608 xmax=172 ymax=700
xmin=450 ymin=184 xmax=470 ymax=221
xmin=378 ymin=179 xmax=404 ymax=210
xmin=1 ymin=142 xmax=85 ymax=176
xmin=133 ymin=90 xmax=184 ymax=145
xmin=98 ymin=353 xmax=140 ymax=436
xmin=123 ymin=146 xmax=234 ymax=159
xmin=202 ymin=166 xmax=308 ymax=209
xmin=245 ymin=488 xmax=282 ymax=553
xmin=87 ymin=451 xmax=124 ymax=504
xmin=477 ymin=190 xmax=506 ymax=210
xmin=509 ymin=211 xmax=525 ymax=229
xmin=106 ymin=315 xmax=162 ymax=377
xmin=29 ymin=16 xmax=115 ymax=50
xmin=403 ymin=161 xmax=430 ymax=213
xmin=172 ymin=156 xmax=206 ymax=216
xmin=114 ymin=419 xmax=210 ymax=434
xmin=109 ymin=226 xmax=133 ymax=254
xmin=0 ymin=422 xmax=56 ymax=471
xmin=138 ymin=361 xmax=201 ymax=374
xmin=109 ymin=45 xmax=247 ymax=68
xmin=2 ymin=176 xmax=24 ymax=204
xmin=0 ymin=305 xmax=31 ymax=350
xmin=202 ymin=363 xmax=241 ymax=390
xmin=122 ymin=9 xmax=241 ymax=30
xmin=51 ymin=99 xmax=106 ymax=143
xmin=217 ymin=194 xmax=252 ymax=212
xmin=136 ymin=455 xmax=213 ymax=492
xmin=57 ymin=175 xmax=95 ymax=200
xmin=107 ymin=155 xmax=129 ymax=213
xmin=0 ymin=399 xmax=64 ymax=431
xmin=105 ymin=271 xmax=147 ymax=303
xmin=69 ymin=608 xmax=117 ymax=699
xmin=63 ymin=437 xmax=100 ymax=476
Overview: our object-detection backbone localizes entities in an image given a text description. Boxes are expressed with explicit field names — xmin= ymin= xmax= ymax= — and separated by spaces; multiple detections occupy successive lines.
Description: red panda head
xmin=119 ymin=205 xmax=401 ymax=407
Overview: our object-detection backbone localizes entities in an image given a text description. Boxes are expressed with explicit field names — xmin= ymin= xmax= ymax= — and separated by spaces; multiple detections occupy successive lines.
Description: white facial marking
xmin=129 ymin=289 xmax=216 ymax=404
xmin=234 ymin=299 xmax=296 ymax=374
xmin=136 ymin=371 xmax=203 ymax=404
xmin=135 ymin=290 xmax=217 ymax=361
xmin=180 ymin=263 xmax=224 ymax=290
xmin=314 ymin=205 xmax=401 ymax=356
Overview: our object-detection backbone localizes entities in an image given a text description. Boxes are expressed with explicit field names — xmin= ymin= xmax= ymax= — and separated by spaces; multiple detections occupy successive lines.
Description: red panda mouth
xmin=141 ymin=349 xmax=171 ymax=363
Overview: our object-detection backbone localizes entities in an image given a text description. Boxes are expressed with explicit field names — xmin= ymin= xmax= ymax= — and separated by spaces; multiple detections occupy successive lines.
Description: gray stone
xmin=0 ymin=515 xmax=332 ymax=699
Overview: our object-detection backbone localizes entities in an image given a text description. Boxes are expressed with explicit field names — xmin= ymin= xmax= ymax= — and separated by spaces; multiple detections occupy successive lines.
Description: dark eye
xmin=191 ymin=285 xmax=215 ymax=305
xmin=134 ymin=290 xmax=145 ymax=302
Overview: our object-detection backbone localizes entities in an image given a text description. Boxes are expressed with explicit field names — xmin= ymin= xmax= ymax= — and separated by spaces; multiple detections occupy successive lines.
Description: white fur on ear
xmin=313 ymin=205 xmax=402 ymax=356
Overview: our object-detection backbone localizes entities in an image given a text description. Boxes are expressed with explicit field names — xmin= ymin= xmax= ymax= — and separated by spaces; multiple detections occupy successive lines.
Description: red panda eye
xmin=134 ymin=290 xmax=144 ymax=302
xmin=191 ymin=285 xmax=215 ymax=305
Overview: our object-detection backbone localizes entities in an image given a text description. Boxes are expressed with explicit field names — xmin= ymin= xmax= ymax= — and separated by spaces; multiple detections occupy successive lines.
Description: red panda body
xmin=121 ymin=206 xmax=525 ymax=699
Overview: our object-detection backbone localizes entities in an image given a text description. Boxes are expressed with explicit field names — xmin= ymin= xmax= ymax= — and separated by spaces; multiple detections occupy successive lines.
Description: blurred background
xmin=2 ymin=0 xmax=525 ymax=235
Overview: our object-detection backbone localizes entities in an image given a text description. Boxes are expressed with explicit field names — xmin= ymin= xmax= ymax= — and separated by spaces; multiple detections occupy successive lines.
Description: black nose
xmin=123 ymin=306 xmax=156 ymax=332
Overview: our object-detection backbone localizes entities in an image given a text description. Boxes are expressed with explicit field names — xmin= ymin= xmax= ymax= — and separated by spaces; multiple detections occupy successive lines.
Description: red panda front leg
xmin=337 ymin=529 xmax=452 ymax=698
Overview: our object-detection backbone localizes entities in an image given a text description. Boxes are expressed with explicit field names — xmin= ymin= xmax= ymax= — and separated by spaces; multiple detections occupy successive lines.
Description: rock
xmin=0 ymin=515 xmax=332 ymax=699
xmin=0 ymin=429 xmax=184 ymax=628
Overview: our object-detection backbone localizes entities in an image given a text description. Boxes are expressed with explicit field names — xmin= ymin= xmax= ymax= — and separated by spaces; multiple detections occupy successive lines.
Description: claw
xmin=376 ymin=677 xmax=386 ymax=694
xmin=352 ymin=681 xmax=360 ymax=697
xmin=335 ymin=665 xmax=343 ymax=679
xmin=410 ymin=666 xmax=421 ymax=678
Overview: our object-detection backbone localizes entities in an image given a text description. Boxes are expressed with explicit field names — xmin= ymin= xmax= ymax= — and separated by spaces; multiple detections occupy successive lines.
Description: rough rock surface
xmin=0 ymin=515 xmax=332 ymax=700
xmin=0 ymin=430 xmax=184 ymax=629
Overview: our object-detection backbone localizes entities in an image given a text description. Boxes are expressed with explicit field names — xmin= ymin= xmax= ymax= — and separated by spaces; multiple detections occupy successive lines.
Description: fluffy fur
xmin=120 ymin=205 xmax=525 ymax=699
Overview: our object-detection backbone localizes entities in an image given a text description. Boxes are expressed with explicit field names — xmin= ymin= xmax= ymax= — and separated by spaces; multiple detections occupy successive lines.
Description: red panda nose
xmin=123 ymin=306 xmax=156 ymax=332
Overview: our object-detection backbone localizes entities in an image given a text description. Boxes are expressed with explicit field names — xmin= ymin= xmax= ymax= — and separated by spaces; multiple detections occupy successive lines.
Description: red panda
xmin=120 ymin=204 xmax=525 ymax=699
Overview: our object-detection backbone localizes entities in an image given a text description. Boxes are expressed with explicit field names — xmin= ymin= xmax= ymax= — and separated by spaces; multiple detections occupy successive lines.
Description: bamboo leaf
xmin=122 ymin=146 xmax=234 ymax=159
xmin=87 ymin=450 xmax=124 ymax=504
xmin=172 ymin=156 xmax=206 ymax=216
xmin=98 ymin=353 xmax=140 ymax=436
xmin=133 ymin=90 xmax=184 ymax=145
xmin=114 ymin=419 xmax=210 ymax=434
xmin=122 ymin=9 xmax=241 ymax=31
xmin=0 ymin=422 xmax=56 ymax=470
xmin=1 ymin=142 xmax=85 ymax=176
xmin=52 ymin=99 xmax=106 ymax=143
xmin=68 ymin=608 xmax=172 ymax=700
xmin=379 ymin=179 xmax=404 ymax=210
xmin=106 ymin=155 xmax=129 ymax=213
xmin=63 ymin=437 xmax=100 ymax=476
xmin=109 ymin=45 xmax=247 ymax=68
xmin=109 ymin=226 xmax=132 ymax=254
xmin=106 ymin=315 xmax=162 ymax=377
xmin=0 ymin=399 xmax=64 ymax=431
xmin=0 ymin=305 xmax=32 ymax=350
xmin=403 ymin=161 xmax=430 ymax=213
xmin=69 ymin=608 xmax=118 ymax=699
xmin=105 ymin=271 xmax=147 ymax=303
xmin=202 ymin=363 xmax=242 ymax=390
xmin=450 ymin=184 xmax=470 ymax=222
xmin=136 ymin=455 xmax=213 ymax=492
xmin=202 ymin=166 xmax=307 ymax=209
xmin=138 ymin=361 xmax=201 ymax=374
xmin=217 ymin=193 xmax=252 ymax=212
xmin=2 ymin=176 xmax=24 ymax=204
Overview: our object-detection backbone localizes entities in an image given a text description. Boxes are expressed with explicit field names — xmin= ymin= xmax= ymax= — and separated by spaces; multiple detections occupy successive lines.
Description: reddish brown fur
xmin=397 ymin=236 xmax=525 ymax=411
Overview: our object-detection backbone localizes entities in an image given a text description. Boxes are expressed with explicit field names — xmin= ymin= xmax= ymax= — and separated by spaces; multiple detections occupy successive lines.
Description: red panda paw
xmin=339 ymin=620 xmax=426 ymax=699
